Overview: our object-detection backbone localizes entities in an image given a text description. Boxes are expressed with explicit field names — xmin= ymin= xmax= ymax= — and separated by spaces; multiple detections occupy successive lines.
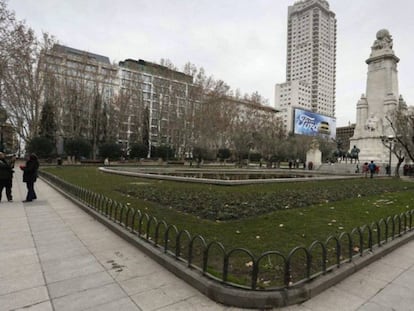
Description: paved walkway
xmin=1 ymin=169 xmax=414 ymax=310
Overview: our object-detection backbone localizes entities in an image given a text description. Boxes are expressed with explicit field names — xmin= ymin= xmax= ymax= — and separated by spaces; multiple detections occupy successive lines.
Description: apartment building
xmin=42 ymin=44 xmax=280 ymax=158
xmin=275 ymin=0 xmax=336 ymax=133
xmin=41 ymin=44 xmax=118 ymax=153
xmin=117 ymin=58 xmax=196 ymax=157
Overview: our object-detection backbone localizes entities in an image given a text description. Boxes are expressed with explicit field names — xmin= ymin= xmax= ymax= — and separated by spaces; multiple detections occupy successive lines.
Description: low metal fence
xmin=40 ymin=170 xmax=414 ymax=291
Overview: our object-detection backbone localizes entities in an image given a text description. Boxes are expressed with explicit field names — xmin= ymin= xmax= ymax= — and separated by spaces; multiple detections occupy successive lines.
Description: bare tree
xmin=385 ymin=102 xmax=412 ymax=176
xmin=0 ymin=1 xmax=56 ymax=146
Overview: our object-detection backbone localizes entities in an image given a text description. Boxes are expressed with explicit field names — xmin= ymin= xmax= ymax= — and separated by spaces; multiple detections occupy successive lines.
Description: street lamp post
xmin=381 ymin=135 xmax=396 ymax=176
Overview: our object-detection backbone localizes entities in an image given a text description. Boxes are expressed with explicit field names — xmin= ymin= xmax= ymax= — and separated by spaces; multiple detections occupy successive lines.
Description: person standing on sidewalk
xmin=5 ymin=154 xmax=15 ymax=201
xmin=20 ymin=153 xmax=39 ymax=202
xmin=368 ymin=160 xmax=377 ymax=179
xmin=0 ymin=152 xmax=13 ymax=202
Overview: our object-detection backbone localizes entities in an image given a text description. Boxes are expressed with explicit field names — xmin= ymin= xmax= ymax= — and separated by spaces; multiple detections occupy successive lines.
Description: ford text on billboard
xmin=293 ymin=108 xmax=336 ymax=139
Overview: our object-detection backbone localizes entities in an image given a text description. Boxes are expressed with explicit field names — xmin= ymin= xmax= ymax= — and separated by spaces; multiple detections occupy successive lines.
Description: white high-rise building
xmin=275 ymin=0 xmax=336 ymax=133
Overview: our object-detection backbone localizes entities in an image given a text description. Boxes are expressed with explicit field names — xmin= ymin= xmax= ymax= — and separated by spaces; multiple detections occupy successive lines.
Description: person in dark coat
xmin=5 ymin=155 xmax=15 ymax=201
xmin=20 ymin=153 xmax=39 ymax=202
xmin=0 ymin=152 xmax=13 ymax=202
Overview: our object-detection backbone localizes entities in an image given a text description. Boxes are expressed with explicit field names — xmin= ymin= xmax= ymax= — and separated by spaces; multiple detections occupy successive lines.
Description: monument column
xmin=350 ymin=29 xmax=400 ymax=164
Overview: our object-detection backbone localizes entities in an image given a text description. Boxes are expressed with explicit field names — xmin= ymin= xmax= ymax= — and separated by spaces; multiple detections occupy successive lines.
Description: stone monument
xmin=350 ymin=29 xmax=406 ymax=163
xmin=306 ymin=138 xmax=322 ymax=168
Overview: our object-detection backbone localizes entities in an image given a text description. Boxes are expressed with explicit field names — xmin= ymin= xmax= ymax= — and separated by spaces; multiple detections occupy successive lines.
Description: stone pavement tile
xmin=37 ymin=238 xmax=86 ymax=255
xmin=0 ymin=245 xmax=36 ymax=260
xmin=368 ymin=283 xmax=414 ymax=310
xmin=75 ymin=231 xmax=123 ymax=245
xmin=130 ymin=287 xmax=188 ymax=311
xmin=356 ymin=301 xmax=393 ymax=311
xmin=37 ymin=243 xmax=90 ymax=262
xmin=156 ymin=294 xmax=241 ymax=311
xmin=105 ymin=256 xmax=160 ymax=282
xmin=0 ymin=225 xmax=30 ymax=237
xmin=41 ymin=252 xmax=98 ymax=270
xmin=0 ymin=265 xmax=45 ymax=295
xmin=0 ymin=251 xmax=39 ymax=275
xmin=33 ymin=228 xmax=77 ymax=239
xmin=0 ymin=285 xmax=49 ymax=311
xmin=57 ymin=208 xmax=95 ymax=218
xmin=392 ymin=268 xmax=414 ymax=290
xmin=0 ymin=222 xmax=27 ymax=231
xmin=0 ymin=205 xmax=25 ymax=216
xmin=0 ymin=261 xmax=43 ymax=280
xmin=44 ymin=262 xmax=103 ymax=284
xmin=42 ymin=254 xmax=104 ymax=283
xmin=357 ymin=260 xmax=405 ymax=283
xmin=379 ymin=247 xmax=414 ymax=270
xmin=93 ymin=246 xmax=150 ymax=271
xmin=29 ymin=219 xmax=67 ymax=230
xmin=0 ymin=233 xmax=35 ymax=251
xmin=80 ymin=235 xmax=133 ymax=253
xmin=94 ymin=244 xmax=149 ymax=262
xmin=48 ymin=270 xmax=114 ymax=299
xmin=278 ymin=305 xmax=313 ymax=311
xmin=29 ymin=222 xmax=69 ymax=234
xmin=0 ymin=216 xmax=29 ymax=232
xmin=52 ymin=282 xmax=127 ymax=311
xmin=388 ymin=240 xmax=414 ymax=258
xmin=26 ymin=209 xmax=61 ymax=219
xmin=67 ymin=223 xmax=111 ymax=236
xmin=59 ymin=215 xmax=94 ymax=225
xmin=14 ymin=301 xmax=54 ymax=311
xmin=82 ymin=297 xmax=141 ymax=311
xmin=33 ymin=232 xmax=81 ymax=247
xmin=23 ymin=201 xmax=52 ymax=210
xmin=301 ymin=287 xmax=365 ymax=311
xmin=130 ymin=282 xmax=199 ymax=311
xmin=334 ymin=269 xmax=388 ymax=300
xmin=119 ymin=271 xmax=180 ymax=296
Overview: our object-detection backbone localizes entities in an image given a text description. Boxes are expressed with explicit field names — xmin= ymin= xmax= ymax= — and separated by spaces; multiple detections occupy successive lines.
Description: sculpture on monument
xmin=309 ymin=138 xmax=320 ymax=150
xmin=371 ymin=29 xmax=393 ymax=50
xmin=333 ymin=138 xmax=345 ymax=161
xmin=349 ymin=145 xmax=360 ymax=164
xmin=365 ymin=113 xmax=382 ymax=134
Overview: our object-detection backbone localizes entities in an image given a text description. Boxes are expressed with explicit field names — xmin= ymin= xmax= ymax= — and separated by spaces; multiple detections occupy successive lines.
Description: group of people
xmin=362 ymin=161 xmax=378 ymax=178
xmin=0 ymin=153 xmax=40 ymax=203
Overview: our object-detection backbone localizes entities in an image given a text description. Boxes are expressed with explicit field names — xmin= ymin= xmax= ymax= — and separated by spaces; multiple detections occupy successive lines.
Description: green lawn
xmin=43 ymin=166 xmax=414 ymax=255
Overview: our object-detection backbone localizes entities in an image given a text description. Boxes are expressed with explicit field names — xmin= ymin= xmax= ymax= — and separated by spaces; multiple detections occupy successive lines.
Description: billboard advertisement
xmin=293 ymin=108 xmax=336 ymax=139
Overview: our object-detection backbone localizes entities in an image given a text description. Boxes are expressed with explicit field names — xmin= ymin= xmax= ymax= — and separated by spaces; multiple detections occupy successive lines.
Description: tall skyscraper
xmin=275 ymin=0 xmax=337 ymax=133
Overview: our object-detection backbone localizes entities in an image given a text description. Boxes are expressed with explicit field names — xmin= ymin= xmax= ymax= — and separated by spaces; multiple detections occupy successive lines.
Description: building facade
xmin=41 ymin=44 xmax=118 ymax=154
xmin=117 ymin=59 xmax=196 ymax=157
xmin=336 ymin=123 xmax=355 ymax=152
xmin=275 ymin=0 xmax=336 ymax=133
xmin=42 ymin=44 xmax=282 ymax=159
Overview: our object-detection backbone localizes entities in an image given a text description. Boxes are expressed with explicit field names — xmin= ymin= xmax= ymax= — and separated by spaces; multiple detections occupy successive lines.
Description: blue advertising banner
xmin=293 ymin=108 xmax=336 ymax=139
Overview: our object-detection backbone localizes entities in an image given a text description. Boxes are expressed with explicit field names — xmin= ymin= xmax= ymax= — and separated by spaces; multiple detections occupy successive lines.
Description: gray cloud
xmin=7 ymin=0 xmax=414 ymax=126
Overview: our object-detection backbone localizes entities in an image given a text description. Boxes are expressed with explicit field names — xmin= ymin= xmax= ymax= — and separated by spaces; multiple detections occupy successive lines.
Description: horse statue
xmin=332 ymin=138 xmax=346 ymax=162
xmin=333 ymin=149 xmax=346 ymax=162
xmin=349 ymin=145 xmax=360 ymax=164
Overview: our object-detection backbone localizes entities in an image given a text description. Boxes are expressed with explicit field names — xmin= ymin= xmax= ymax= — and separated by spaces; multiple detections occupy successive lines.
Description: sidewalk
xmin=0 ymin=170 xmax=414 ymax=310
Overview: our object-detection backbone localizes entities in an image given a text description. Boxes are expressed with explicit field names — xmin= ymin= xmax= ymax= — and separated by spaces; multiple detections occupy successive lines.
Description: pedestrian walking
xmin=368 ymin=160 xmax=376 ymax=179
xmin=20 ymin=153 xmax=40 ymax=202
xmin=0 ymin=152 xmax=13 ymax=202
xmin=362 ymin=162 xmax=369 ymax=178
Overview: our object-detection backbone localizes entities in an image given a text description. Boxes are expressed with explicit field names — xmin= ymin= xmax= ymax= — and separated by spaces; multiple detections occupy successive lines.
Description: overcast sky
xmin=7 ymin=0 xmax=414 ymax=126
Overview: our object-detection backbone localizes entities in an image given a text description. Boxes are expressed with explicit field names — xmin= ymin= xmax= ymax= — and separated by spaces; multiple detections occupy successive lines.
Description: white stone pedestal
xmin=306 ymin=148 xmax=322 ymax=168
